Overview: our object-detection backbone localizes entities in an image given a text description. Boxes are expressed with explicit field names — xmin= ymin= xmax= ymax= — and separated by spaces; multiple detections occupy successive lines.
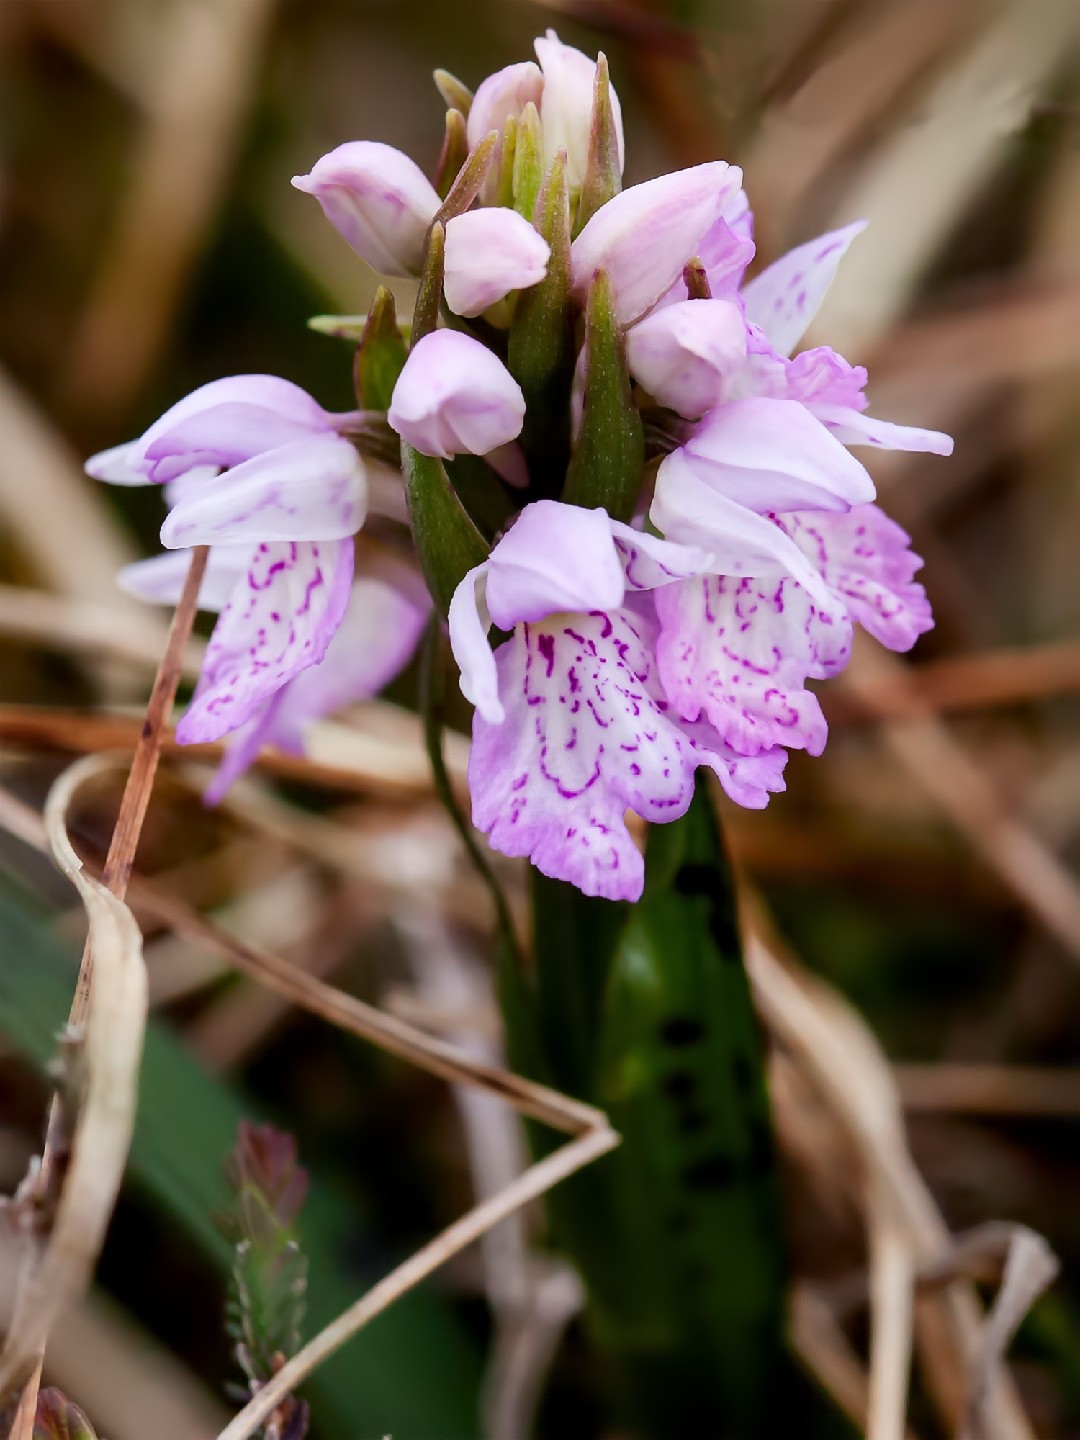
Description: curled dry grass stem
xmin=0 ymin=549 xmax=206 ymax=1435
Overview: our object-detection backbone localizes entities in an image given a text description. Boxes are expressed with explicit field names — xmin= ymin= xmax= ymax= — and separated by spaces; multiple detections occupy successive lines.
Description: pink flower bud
xmin=626 ymin=298 xmax=748 ymax=418
xmin=466 ymin=61 xmax=543 ymax=152
xmin=292 ymin=141 xmax=440 ymax=277
xmin=571 ymin=163 xmax=740 ymax=326
xmin=388 ymin=331 xmax=526 ymax=458
xmin=443 ymin=208 xmax=550 ymax=317
xmin=534 ymin=30 xmax=624 ymax=190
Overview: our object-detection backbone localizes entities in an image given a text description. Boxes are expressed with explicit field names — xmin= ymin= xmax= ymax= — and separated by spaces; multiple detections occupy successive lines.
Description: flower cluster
xmin=88 ymin=31 xmax=951 ymax=901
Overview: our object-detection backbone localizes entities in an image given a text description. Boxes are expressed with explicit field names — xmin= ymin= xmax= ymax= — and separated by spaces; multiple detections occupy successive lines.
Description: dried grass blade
xmin=0 ymin=757 xmax=148 ymax=1402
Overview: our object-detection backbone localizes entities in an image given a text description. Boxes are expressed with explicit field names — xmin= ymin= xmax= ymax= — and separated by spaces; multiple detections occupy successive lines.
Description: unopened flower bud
xmin=443 ymin=208 xmax=550 ymax=317
xmin=571 ymin=163 xmax=740 ymax=326
xmin=467 ymin=61 xmax=543 ymax=153
xmin=388 ymin=331 xmax=526 ymax=458
xmin=534 ymin=30 xmax=624 ymax=190
xmin=292 ymin=141 xmax=440 ymax=276
xmin=626 ymin=298 xmax=748 ymax=418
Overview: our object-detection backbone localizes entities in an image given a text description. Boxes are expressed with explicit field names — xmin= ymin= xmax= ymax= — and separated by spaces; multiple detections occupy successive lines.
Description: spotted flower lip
xmin=291 ymin=141 xmax=441 ymax=277
xmin=388 ymin=330 xmax=527 ymax=459
xmin=448 ymin=499 xmax=783 ymax=901
xmin=570 ymin=163 xmax=742 ymax=326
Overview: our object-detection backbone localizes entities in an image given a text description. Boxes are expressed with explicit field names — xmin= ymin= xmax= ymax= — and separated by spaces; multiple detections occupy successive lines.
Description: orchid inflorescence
xmin=88 ymin=31 xmax=951 ymax=902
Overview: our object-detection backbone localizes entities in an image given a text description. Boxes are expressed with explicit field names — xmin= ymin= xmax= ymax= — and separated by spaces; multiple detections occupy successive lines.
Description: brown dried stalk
xmin=0 ymin=549 xmax=206 ymax=1435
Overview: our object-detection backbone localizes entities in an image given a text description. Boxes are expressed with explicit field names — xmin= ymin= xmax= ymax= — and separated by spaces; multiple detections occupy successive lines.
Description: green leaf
xmin=401 ymin=443 xmax=489 ymax=615
xmin=33 ymin=1390 xmax=98 ymax=1440
xmin=575 ymin=53 xmax=622 ymax=235
xmin=445 ymin=453 xmax=514 ymax=540
xmin=353 ymin=287 xmax=407 ymax=411
xmin=562 ymin=268 xmax=644 ymax=520
xmin=515 ymin=789 xmax=852 ymax=1438
xmin=507 ymin=150 xmax=574 ymax=493
xmin=433 ymin=68 xmax=473 ymax=117
xmin=0 ymin=876 xmax=481 ymax=1440
xmin=512 ymin=102 xmax=543 ymax=223
xmin=434 ymin=108 xmax=469 ymax=201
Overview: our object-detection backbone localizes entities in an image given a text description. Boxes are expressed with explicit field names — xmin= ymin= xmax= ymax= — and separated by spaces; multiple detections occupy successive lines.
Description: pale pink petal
xmin=535 ymin=29 xmax=625 ymax=188
xmin=809 ymin=404 xmax=954 ymax=456
xmin=743 ymin=221 xmax=867 ymax=358
xmin=175 ymin=537 xmax=354 ymax=743
xmin=626 ymin=297 xmax=748 ymax=418
xmin=782 ymin=348 xmax=868 ymax=410
xmin=143 ymin=403 xmax=333 ymax=483
xmin=268 ymin=558 xmax=431 ymax=751
xmin=160 ymin=434 xmax=366 ymax=549
xmin=449 ymin=563 xmax=503 ymax=723
xmin=608 ymin=520 xmax=713 ymax=591
xmin=443 ymin=208 xmax=550 ymax=318
xmin=467 ymin=61 xmax=544 ymax=152
xmin=654 ymin=574 xmax=847 ymax=756
xmin=571 ymin=163 xmax=740 ymax=325
xmin=684 ymin=396 xmax=875 ymax=512
xmin=484 ymin=500 xmax=624 ymax=628
xmin=388 ymin=331 xmax=526 ymax=458
xmin=651 ymin=449 xmax=835 ymax=606
xmin=291 ymin=141 xmax=440 ymax=277
xmin=86 ymin=442 xmax=149 ymax=486
xmin=469 ymin=610 xmax=695 ymax=901
xmin=777 ymin=504 xmax=933 ymax=651
xmin=118 ymin=545 xmax=250 ymax=612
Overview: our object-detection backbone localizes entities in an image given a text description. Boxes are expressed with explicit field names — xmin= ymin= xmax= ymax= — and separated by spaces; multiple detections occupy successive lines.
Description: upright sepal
xmin=575 ymin=53 xmax=622 ymax=235
xmin=402 ymin=444 xmax=490 ymax=616
xmin=563 ymin=268 xmax=643 ymax=520
xmin=512 ymin=101 xmax=544 ymax=222
xmin=353 ymin=286 xmax=408 ymax=410
xmin=433 ymin=67 xmax=473 ymax=117
xmin=434 ymin=131 xmax=498 ymax=226
xmin=507 ymin=150 xmax=574 ymax=490
xmin=434 ymin=108 xmax=469 ymax=199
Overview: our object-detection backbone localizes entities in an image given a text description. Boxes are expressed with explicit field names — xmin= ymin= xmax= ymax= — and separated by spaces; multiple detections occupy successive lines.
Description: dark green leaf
xmin=575 ymin=53 xmax=622 ymax=235
xmin=494 ymin=114 xmax=518 ymax=210
xmin=445 ymin=453 xmax=514 ymax=540
xmin=353 ymin=287 xmax=407 ymax=411
xmin=562 ymin=268 xmax=644 ymax=520
xmin=401 ymin=443 xmax=489 ymax=615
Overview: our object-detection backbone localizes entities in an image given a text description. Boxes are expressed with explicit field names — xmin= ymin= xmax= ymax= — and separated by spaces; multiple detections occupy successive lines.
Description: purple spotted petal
xmin=742 ymin=221 xmax=867 ymax=358
xmin=118 ymin=545 xmax=250 ymax=612
xmin=776 ymin=504 xmax=933 ymax=652
xmin=608 ymin=520 xmax=713 ymax=591
xmin=268 ymin=555 xmax=431 ymax=752
xmin=484 ymin=500 xmax=625 ymax=629
xmin=651 ymin=448 xmax=835 ymax=606
xmin=809 ymin=404 xmax=954 ymax=456
xmin=654 ymin=574 xmax=850 ymax=757
xmin=684 ymin=396 xmax=875 ymax=512
xmin=782 ymin=347 xmax=868 ymax=410
xmin=468 ymin=609 xmax=695 ymax=901
xmin=676 ymin=714 xmax=788 ymax=809
xmin=176 ymin=536 xmax=354 ymax=743
xmin=143 ymin=404 xmax=335 ymax=484
xmin=160 ymin=434 xmax=366 ymax=549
